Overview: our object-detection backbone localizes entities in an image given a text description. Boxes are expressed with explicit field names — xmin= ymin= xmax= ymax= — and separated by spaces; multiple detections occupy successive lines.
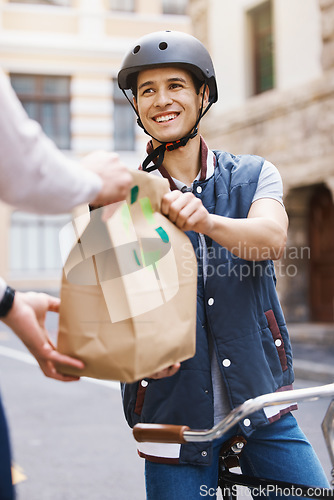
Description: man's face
xmin=134 ymin=66 xmax=208 ymax=144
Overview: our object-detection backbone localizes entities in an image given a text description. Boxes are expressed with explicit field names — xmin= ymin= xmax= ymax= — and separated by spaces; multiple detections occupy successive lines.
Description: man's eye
xmin=142 ymin=88 xmax=154 ymax=95
xmin=170 ymin=83 xmax=182 ymax=89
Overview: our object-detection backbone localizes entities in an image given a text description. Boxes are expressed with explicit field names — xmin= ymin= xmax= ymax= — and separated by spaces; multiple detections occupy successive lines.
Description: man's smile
xmin=153 ymin=112 xmax=180 ymax=123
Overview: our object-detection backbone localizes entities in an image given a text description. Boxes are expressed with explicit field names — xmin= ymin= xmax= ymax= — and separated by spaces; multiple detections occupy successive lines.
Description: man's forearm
xmin=206 ymin=214 xmax=287 ymax=261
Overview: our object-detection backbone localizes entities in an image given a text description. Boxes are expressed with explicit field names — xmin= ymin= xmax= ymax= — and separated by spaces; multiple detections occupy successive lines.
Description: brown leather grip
xmin=133 ymin=424 xmax=190 ymax=444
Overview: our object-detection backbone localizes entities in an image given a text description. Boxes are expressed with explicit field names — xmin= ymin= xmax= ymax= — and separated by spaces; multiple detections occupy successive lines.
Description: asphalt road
xmin=0 ymin=313 xmax=332 ymax=500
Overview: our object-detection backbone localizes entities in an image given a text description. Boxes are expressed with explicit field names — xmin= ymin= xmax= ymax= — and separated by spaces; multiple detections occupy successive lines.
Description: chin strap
xmin=141 ymin=128 xmax=198 ymax=172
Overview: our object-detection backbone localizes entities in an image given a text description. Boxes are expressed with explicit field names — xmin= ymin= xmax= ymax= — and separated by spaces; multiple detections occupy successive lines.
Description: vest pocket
xmin=264 ymin=309 xmax=288 ymax=372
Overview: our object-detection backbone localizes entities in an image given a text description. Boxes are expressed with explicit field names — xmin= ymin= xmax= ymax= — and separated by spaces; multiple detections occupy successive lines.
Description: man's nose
xmin=154 ymin=89 xmax=173 ymax=107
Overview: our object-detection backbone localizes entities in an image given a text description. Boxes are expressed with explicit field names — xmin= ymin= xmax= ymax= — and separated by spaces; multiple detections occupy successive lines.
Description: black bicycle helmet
xmin=118 ymin=30 xmax=217 ymax=104
xmin=118 ymin=31 xmax=218 ymax=172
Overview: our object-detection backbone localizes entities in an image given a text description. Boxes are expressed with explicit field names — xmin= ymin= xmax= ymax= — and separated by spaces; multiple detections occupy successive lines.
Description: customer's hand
xmin=81 ymin=151 xmax=132 ymax=206
xmin=2 ymin=291 xmax=84 ymax=381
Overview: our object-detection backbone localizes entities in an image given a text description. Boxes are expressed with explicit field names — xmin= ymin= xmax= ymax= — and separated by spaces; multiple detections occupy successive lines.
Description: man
xmin=0 ymin=67 xmax=131 ymax=499
xmin=118 ymin=31 xmax=329 ymax=499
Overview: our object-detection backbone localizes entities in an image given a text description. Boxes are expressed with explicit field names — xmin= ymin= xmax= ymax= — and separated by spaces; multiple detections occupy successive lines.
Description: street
xmin=0 ymin=313 xmax=332 ymax=500
xmin=0 ymin=314 xmax=145 ymax=500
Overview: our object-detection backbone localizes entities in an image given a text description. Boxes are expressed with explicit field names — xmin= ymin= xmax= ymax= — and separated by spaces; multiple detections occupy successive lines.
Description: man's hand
xmin=2 ymin=291 xmax=84 ymax=381
xmin=161 ymin=191 xmax=213 ymax=234
xmin=81 ymin=151 xmax=132 ymax=206
xmin=149 ymin=363 xmax=181 ymax=380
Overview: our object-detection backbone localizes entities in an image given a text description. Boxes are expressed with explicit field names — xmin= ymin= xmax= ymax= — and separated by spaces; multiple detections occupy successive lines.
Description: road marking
xmin=11 ymin=463 xmax=27 ymax=485
xmin=0 ymin=345 xmax=120 ymax=391
xmin=0 ymin=345 xmax=37 ymax=365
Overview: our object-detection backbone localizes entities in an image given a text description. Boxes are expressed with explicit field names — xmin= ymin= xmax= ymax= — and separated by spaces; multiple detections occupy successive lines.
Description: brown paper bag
xmin=57 ymin=170 xmax=197 ymax=382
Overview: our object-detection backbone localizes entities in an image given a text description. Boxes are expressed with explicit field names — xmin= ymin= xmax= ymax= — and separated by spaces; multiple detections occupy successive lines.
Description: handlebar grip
xmin=133 ymin=424 xmax=190 ymax=444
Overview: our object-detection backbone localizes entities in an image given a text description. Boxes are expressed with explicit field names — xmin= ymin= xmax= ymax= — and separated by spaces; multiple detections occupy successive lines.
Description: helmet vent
xmin=133 ymin=45 xmax=141 ymax=54
xmin=159 ymin=42 xmax=168 ymax=51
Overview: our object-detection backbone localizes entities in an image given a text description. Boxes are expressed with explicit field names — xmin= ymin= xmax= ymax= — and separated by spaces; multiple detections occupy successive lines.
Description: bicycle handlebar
xmin=133 ymin=424 xmax=190 ymax=443
xmin=133 ymin=383 xmax=334 ymax=445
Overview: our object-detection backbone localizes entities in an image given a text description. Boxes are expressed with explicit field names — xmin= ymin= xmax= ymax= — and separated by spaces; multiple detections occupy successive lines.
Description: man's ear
xmin=199 ymin=84 xmax=210 ymax=108
xmin=133 ymin=95 xmax=138 ymax=113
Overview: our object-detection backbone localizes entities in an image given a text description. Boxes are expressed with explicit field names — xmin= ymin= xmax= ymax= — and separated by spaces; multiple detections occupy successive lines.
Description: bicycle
xmin=133 ymin=382 xmax=334 ymax=499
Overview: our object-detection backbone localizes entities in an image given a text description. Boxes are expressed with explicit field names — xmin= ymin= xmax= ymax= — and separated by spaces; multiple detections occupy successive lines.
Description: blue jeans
xmin=145 ymin=413 xmax=330 ymax=500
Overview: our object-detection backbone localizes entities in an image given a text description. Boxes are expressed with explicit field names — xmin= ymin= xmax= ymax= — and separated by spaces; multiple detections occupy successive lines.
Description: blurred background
xmin=0 ymin=0 xmax=333 ymax=324
xmin=0 ymin=0 xmax=333 ymax=498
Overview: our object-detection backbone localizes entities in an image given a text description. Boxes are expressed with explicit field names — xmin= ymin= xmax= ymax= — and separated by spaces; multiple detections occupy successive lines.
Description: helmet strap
xmin=141 ymin=128 xmax=198 ymax=172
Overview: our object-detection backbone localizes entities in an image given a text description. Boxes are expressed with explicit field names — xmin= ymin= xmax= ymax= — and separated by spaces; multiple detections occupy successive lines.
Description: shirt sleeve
xmin=0 ymin=69 xmax=102 ymax=214
xmin=252 ymin=160 xmax=284 ymax=206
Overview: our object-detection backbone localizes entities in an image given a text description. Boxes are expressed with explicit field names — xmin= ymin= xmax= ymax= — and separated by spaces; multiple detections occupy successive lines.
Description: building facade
xmin=191 ymin=0 xmax=334 ymax=323
xmin=0 ymin=0 xmax=190 ymax=291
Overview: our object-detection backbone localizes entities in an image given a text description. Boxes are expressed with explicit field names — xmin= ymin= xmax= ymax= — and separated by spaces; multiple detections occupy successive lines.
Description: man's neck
xmin=152 ymin=135 xmax=202 ymax=186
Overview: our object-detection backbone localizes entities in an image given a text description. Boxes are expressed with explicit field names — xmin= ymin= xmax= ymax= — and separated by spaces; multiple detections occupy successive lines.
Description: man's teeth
xmin=155 ymin=114 xmax=178 ymax=123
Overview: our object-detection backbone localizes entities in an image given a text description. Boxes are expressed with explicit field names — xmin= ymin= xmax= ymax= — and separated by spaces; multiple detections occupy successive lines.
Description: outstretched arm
xmin=0 ymin=69 xmax=131 ymax=213
xmin=1 ymin=290 xmax=84 ymax=381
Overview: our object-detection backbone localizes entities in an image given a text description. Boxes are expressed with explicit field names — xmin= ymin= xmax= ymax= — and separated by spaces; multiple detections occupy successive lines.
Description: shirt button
xmin=196 ymin=186 xmax=203 ymax=194
xmin=141 ymin=380 xmax=148 ymax=388
xmin=243 ymin=418 xmax=251 ymax=427
xmin=222 ymin=359 xmax=231 ymax=368
xmin=208 ymin=298 xmax=214 ymax=306
xmin=275 ymin=339 xmax=282 ymax=347
xmin=201 ymin=451 xmax=208 ymax=457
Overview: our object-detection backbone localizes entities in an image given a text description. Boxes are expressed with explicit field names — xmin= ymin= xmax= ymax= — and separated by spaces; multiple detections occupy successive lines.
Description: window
xmin=249 ymin=1 xmax=274 ymax=95
xmin=109 ymin=0 xmax=135 ymax=12
xmin=11 ymin=74 xmax=71 ymax=149
xmin=9 ymin=0 xmax=71 ymax=5
xmin=10 ymin=212 xmax=70 ymax=276
xmin=113 ymin=79 xmax=135 ymax=151
xmin=162 ymin=0 xmax=188 ymax=15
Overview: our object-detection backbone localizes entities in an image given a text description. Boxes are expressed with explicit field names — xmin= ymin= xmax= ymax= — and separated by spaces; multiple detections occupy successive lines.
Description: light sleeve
xmin=0 ymin=69 xmax=102 ymax=214
xmin=252 ymin=160 xmax=284 ymax=206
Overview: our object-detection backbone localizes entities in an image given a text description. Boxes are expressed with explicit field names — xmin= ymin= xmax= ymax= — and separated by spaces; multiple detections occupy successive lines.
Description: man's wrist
xmin=0 ymin=286 xmax=16 ymax=317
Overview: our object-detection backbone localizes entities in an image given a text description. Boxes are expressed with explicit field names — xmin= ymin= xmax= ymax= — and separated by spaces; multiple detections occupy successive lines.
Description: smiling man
xmin=117 ymin=31 xmax=329 ymax=500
